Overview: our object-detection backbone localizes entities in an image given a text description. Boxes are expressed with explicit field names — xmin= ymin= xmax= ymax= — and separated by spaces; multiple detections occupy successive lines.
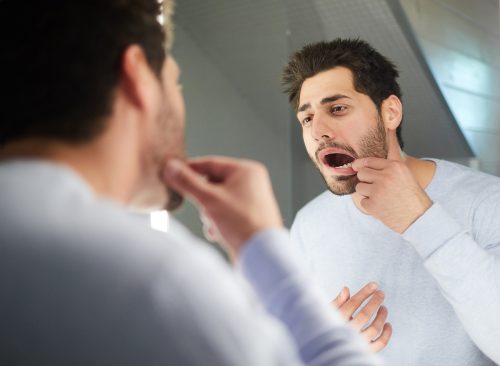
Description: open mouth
xmin=321 ymin=152 xmax=355 ymax=169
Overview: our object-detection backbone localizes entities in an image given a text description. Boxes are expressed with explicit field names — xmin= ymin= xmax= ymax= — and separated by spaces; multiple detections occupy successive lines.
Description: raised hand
xmin=352 ymin=157 xmax=433 ymax=233
xmin=163 ymin=156 xmax=283 ymax=256
xmin=332 ymin=283 xmax=392 ymax=352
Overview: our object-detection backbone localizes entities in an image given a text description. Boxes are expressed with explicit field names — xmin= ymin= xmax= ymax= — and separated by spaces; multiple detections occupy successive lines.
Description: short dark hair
xmin=282 ymin=38 xmax=404 ymax=148
xmin=0 ymin=0 xmax=173 ymax=145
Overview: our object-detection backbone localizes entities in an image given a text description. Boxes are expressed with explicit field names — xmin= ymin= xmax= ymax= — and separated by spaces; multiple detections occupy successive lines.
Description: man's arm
xmin=402 ymin=203 xmax=500 ymax=363
xmin=352 ymin=157 xmax=500 ymax=363
xmin=164 ymin=156 xmax=379 ymax=366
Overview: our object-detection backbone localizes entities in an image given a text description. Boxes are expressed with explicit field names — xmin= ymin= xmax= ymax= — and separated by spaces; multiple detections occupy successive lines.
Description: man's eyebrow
xmin=297 ymin=94 xmax=351 ymax=113
xmin=320 ymin=94 xmax=351 ymax=104
xmin=297 ymin=103 xmax=311 ymax=113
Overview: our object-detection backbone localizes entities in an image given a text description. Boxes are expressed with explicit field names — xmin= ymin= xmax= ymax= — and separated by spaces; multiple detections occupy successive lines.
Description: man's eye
xmin=301 ymin=116 xmax=312 ymax=126
xmin=331 ymin=105 xmax=347 ymax=114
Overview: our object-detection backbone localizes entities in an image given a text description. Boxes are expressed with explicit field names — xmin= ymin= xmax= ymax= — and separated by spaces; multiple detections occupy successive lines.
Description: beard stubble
xmin=315 ymin=116 xmax=388 ymax=196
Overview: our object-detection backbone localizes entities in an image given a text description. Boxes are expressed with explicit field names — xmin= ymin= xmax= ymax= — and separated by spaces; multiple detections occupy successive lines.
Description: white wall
xmin=401 ymin=0 xmax=500 ymax=175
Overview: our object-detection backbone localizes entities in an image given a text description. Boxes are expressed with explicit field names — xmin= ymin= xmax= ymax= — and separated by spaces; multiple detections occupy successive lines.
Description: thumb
xmin=163 ymin=158 xmax=212 ymax=203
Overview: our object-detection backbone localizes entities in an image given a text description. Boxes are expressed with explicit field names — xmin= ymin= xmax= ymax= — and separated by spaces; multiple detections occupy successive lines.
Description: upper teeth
xmin=336 ymin=162 xmax=353 ymax=169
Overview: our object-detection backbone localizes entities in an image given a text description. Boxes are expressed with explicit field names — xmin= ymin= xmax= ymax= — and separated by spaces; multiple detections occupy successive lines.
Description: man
xmin=283 ymin=38 xmax=500 ymax=365
xmin=0 ymin=2 xmax=380 ymax=365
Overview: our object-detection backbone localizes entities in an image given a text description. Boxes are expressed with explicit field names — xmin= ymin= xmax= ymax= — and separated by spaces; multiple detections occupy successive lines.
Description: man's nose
xmin=311 ymin=114 xmax=335 ymax=141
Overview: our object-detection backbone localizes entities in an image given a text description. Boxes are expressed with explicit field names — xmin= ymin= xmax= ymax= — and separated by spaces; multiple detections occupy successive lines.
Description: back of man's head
xmin=0 ymin=0 xmax=172 ymax=146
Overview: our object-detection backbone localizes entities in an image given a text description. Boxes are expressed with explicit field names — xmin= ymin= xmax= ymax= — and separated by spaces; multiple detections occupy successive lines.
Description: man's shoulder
xmin=0 ymin=161 xmax=225 ymax=286
xmin=434 ymin=159 xmax=500 ymax=181
xmin=0 ymin=205 xmax=251 ymax=365
xmin=0 ymin=168 xmax=243 ymax=330
xmin=432 ymin=159 xmax=500 ymax=198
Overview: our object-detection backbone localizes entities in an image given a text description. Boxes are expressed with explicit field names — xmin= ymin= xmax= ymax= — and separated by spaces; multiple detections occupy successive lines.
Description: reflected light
xmin=157 ymin=13 xmax=164 ymax=25
xmin=157 ymin=0 xmax=164 ymax=25
xmin=150 ymin=210 xmax=170 ymax=232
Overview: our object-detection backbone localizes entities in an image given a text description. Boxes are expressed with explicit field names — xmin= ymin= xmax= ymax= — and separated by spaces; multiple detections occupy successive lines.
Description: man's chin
xmin=128 ymin=186 xmax=184 ymax=213
xmin=325 ymin=175 xmax=359 ymax=196
xmin=165 ymin=188 xmax=184 ymax=211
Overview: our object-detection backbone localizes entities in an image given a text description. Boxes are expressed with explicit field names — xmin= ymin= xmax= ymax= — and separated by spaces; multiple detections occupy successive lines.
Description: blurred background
xmin=166 ymin=0 xmax=500 ymax=238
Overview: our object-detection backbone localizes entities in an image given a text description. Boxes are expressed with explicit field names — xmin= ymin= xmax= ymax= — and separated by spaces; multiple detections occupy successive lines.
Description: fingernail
xmin=164 ymin=159 xmax=182 ymax=179
xmin=368 ymin=282 xmax=378 ymax=290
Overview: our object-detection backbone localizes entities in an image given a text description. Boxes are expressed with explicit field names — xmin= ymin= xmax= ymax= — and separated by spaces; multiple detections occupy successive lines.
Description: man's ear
xmin=381 ymin=95 xmax=403 ymax=132
xmin=120 ymin=45 xmax=159 ymax=112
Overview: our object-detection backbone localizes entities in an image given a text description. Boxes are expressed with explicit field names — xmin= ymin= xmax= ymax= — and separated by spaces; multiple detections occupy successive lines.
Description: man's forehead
xmin=298 ymin=67 xmax=355 ymax=107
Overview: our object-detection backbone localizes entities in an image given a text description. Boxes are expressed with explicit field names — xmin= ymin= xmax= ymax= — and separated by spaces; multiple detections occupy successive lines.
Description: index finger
xmin=162 ymin=159 xmax=213 ymax=202
xmin=187 ymin=156 xmax=239 ymax=182
xmin=339 ymin=282 xmax=378 ymax=318
xmin=352 ymin=157 xmax=389 ymax=171
xmin=189 ymin=156 xmax=268 ymax=185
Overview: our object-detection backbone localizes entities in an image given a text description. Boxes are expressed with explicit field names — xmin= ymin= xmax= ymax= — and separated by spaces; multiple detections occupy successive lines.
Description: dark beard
xmin=165 ymin=187 xmax=184 ymax=211
xmin=326 ymin=174 xmax=359 ymax=196
xmin=316 ymin=116 xmax=388 ymax=196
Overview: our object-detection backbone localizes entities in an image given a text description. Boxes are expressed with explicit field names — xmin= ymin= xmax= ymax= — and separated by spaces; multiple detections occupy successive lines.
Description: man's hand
xmin=163 ymin=156 xmax=283 ymax=257
xmin=352 ymin=158 xmax=433 ymax=233
xmin=331 ymin=283 xmax=392 ymax=352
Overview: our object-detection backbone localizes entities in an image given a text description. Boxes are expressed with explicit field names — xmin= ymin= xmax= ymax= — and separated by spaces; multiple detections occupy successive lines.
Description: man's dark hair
xmin=0 ymin=0 xmax=172 ymax=145
xmin=282 ymin=38 xmax=404 ymax=148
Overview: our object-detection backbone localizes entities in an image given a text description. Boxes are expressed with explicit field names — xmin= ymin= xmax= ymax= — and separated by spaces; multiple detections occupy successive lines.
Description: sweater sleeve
xmin=403 ymin=202 xmax=500 ymax=364
xmin=240 ymin=228 xmax=380 ymax=366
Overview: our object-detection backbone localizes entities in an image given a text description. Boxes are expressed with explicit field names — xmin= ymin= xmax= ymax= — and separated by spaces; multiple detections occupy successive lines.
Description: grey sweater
xmin=291 ymin=159 xmax=500 ymax=365
xmin=0 ymin=160 xmax=378 ymax=366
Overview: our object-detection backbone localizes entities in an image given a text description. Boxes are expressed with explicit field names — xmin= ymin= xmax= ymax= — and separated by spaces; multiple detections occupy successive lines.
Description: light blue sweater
xmin=291 ymin=159 xmax=500 ymax=365
xmin=0 ymin=160 xmax=378 ymax=366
